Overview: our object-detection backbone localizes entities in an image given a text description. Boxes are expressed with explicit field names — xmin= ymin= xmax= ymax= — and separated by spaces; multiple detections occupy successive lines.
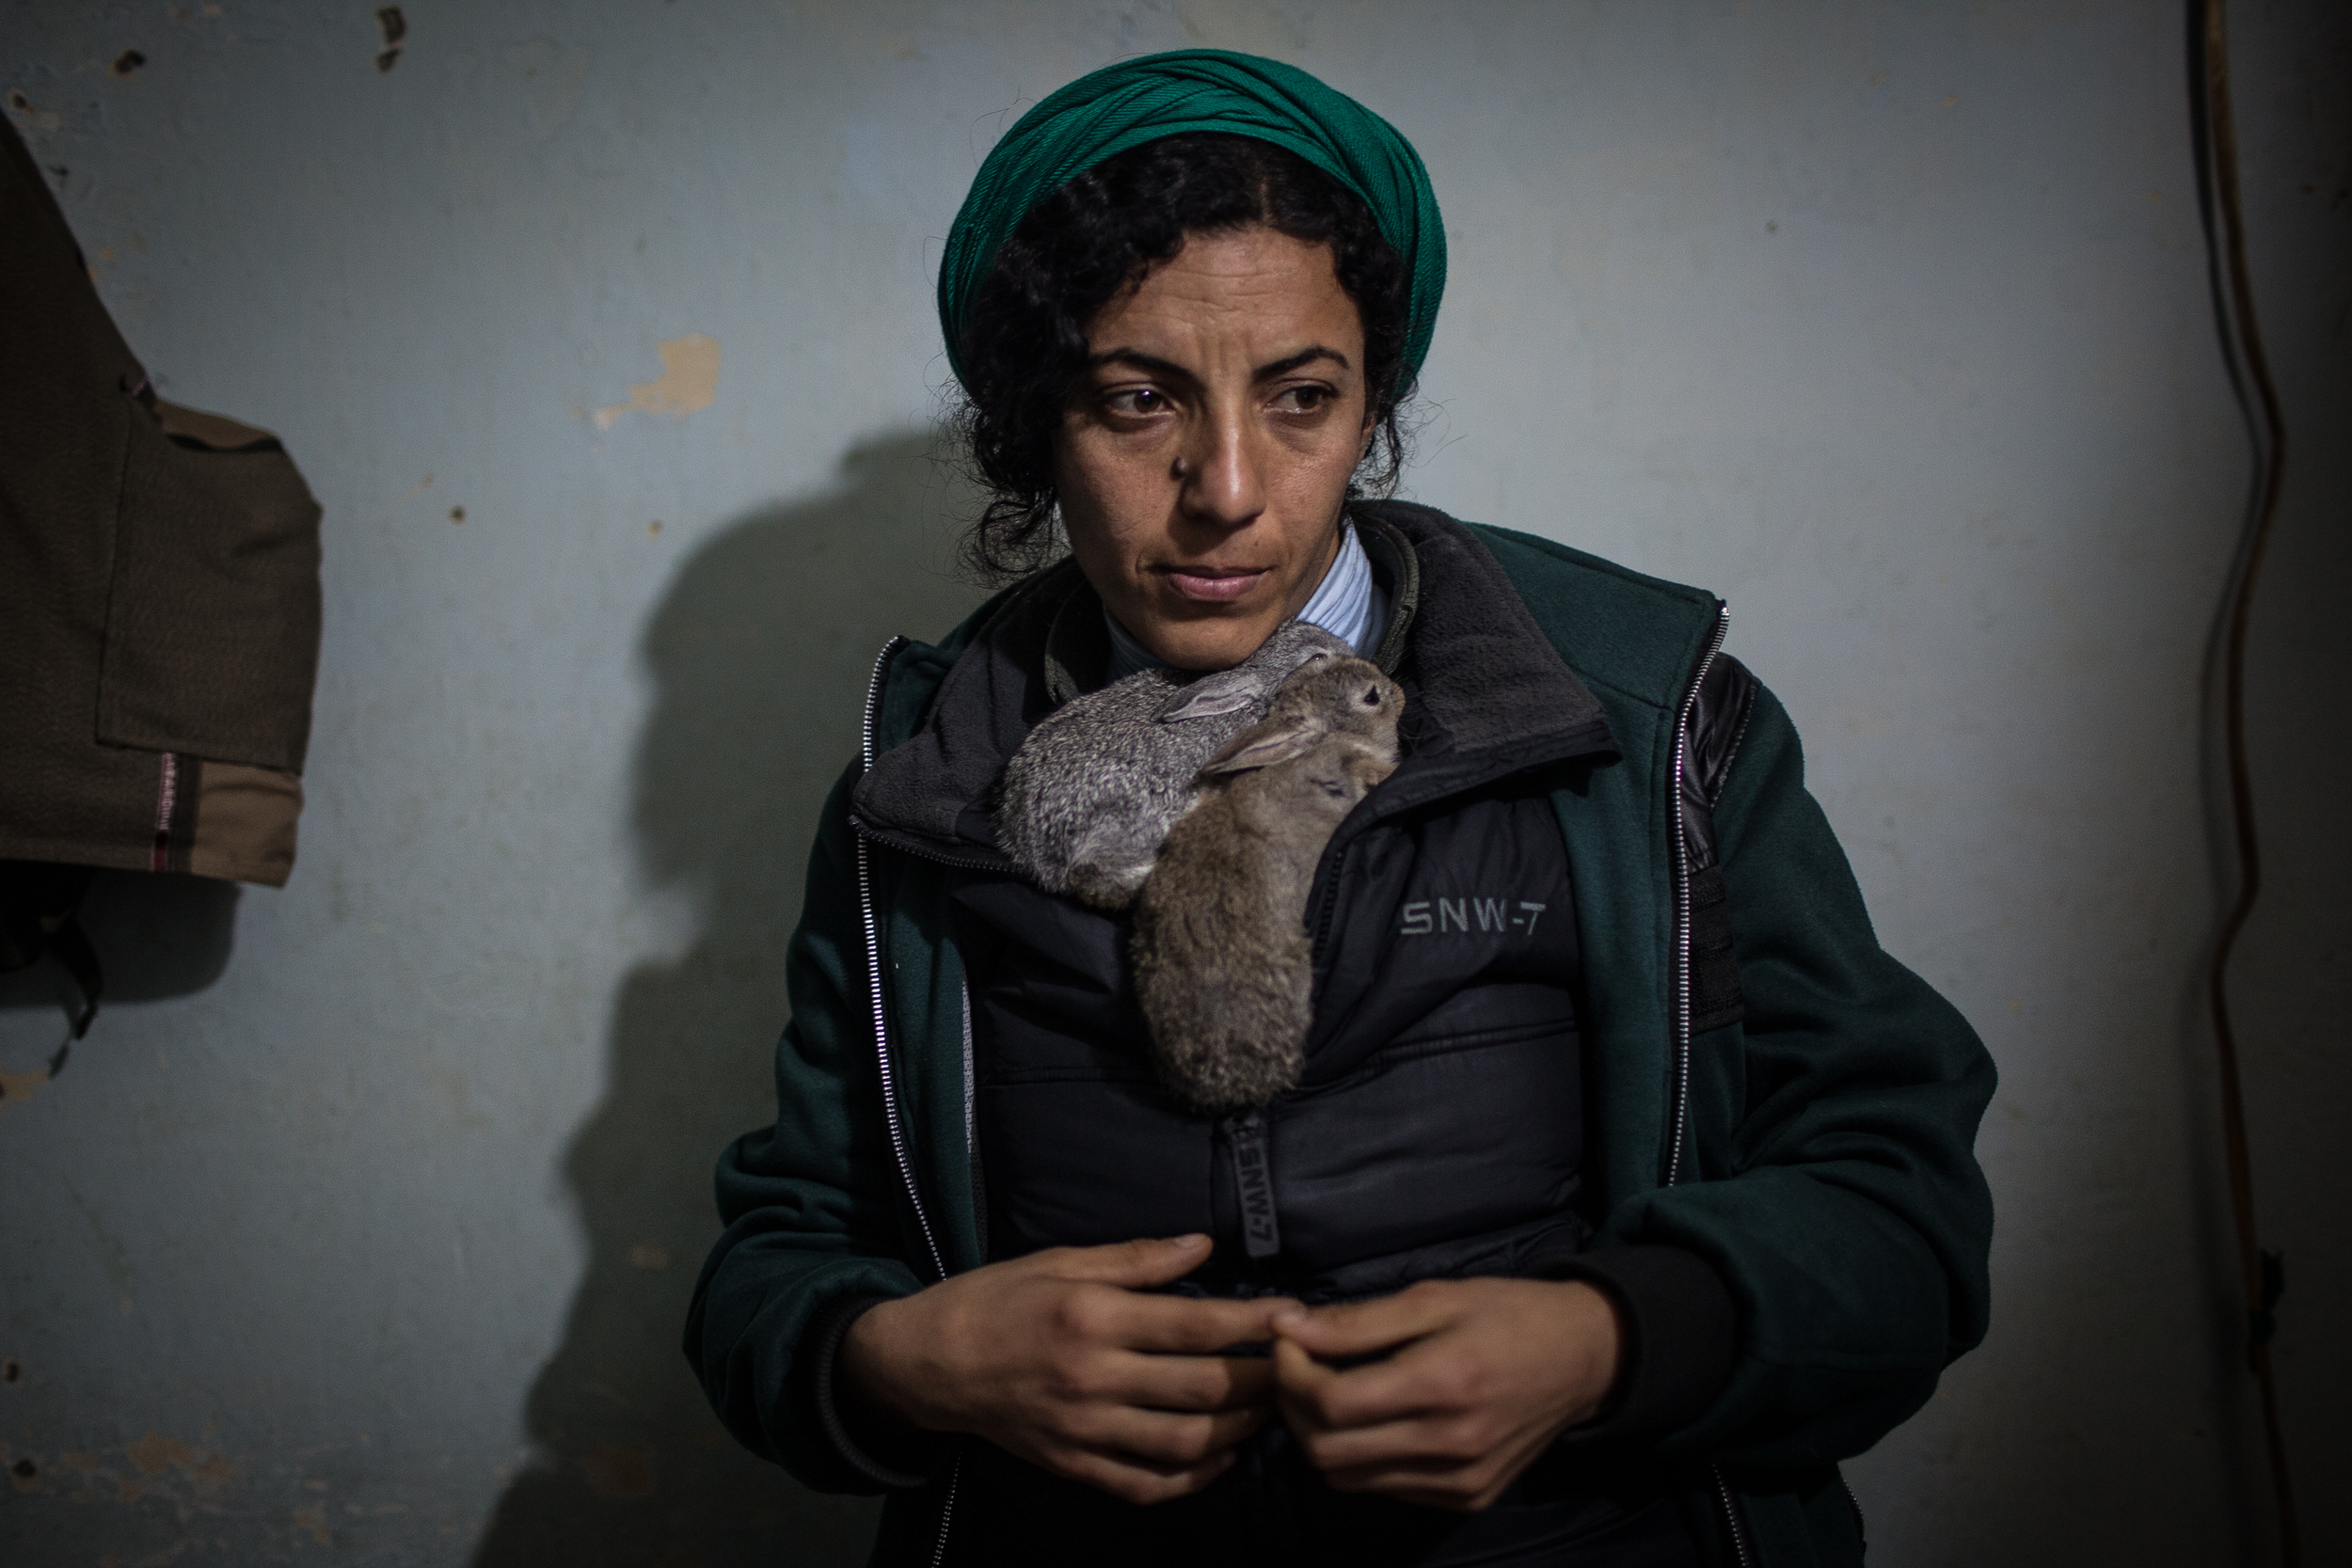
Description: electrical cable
xmin=2184 ymin=2 xmax=2298 ymax=1562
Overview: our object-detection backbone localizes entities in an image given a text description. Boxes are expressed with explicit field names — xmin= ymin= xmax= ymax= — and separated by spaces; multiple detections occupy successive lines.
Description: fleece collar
xmin=849 ymin=506 xmax=1616 ymax=862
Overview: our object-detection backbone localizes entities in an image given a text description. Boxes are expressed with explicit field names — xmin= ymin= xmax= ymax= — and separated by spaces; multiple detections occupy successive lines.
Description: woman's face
xmin=1054 ymin=226 xmax=1374 ymax=672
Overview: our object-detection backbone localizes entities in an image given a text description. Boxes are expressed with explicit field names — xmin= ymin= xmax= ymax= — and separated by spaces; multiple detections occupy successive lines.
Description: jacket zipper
xmin=1666 ymin=601 xmax=1730 ymax=1187
xmin=1662 ymin=605 xmax=1750 ymax=1568
xmin=854 ymin=636 xmax=961 ymax=1568
xmin=858 ymin=636 xmax=949 ymax=1284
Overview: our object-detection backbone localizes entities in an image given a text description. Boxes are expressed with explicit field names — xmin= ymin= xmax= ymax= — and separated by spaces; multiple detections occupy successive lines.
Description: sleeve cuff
xmin=1541 ymin=1244 xmax=1738 ymax=1445
xmin=807 ymin=1293 xmax=947 ymax=1490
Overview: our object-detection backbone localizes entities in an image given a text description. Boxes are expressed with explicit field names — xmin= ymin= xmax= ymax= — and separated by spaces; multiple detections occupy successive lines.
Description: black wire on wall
xmin=2185 ymin=2 xmax=2298 ymax=1562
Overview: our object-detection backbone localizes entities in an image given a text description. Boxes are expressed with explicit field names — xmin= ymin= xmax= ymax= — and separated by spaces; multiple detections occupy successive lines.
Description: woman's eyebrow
xmin=1088 ymin=348 xmax=1194 ymax=381
xmin=1085 ymin=344 xmax=1354 ymax=381
xmin=1254 ymin=344 xmax=1351 ymax=379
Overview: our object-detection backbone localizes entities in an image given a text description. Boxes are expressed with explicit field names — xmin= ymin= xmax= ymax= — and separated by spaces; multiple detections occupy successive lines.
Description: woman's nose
xmin=1175 ymin=409 xmax=1266 ymax=531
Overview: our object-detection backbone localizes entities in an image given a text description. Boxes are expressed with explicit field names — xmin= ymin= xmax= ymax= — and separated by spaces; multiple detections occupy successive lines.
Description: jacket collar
xmin=850 ymin=505 xmax=1617 ymax=862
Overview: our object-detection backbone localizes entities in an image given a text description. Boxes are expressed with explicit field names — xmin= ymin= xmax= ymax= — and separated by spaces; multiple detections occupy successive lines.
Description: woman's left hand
xmin=1268 ymin=1277 xmax=1625 ymax=1511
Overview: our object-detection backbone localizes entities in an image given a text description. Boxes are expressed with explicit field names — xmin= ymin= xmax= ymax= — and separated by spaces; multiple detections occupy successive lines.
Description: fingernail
xmin=1269 ymin=1306 xmax=1307 ymax=1328
xmin=1170 ymin=1233 xmax=1210 ymax=1247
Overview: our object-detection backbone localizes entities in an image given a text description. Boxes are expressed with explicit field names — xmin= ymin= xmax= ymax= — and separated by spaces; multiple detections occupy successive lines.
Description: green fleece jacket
xmin=687 ymin=516 xmax=1995 ymax=1568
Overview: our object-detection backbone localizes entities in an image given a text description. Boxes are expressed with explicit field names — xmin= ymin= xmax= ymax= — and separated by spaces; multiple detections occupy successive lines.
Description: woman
xmin=687 ymin=50 xmax=1994 ymax=1568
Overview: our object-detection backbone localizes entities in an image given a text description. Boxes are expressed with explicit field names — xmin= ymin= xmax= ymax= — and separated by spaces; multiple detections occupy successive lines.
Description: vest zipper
xmin=848 ymin=817 xmax=1007 ymax=873
xmin=854 ymin=636 xmax=960 ymax=1566
xmin=1661 ymin=605 xmax=1749 ymax=1568
xmin=1713 ymin=1465 xmax=1756 ymax=1568
xmin=929 ymin=1462 xmax=959 ymax=1568
xmin=1225 ymin=1112 xmax=1281 ymax=1260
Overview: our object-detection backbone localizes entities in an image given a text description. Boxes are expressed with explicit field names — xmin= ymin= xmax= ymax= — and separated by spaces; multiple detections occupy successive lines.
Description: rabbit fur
xmin=994 ymin=620 xmax=1354 ymax=910
xmin=1132 ymin=654 xmax=1406 ymax=1115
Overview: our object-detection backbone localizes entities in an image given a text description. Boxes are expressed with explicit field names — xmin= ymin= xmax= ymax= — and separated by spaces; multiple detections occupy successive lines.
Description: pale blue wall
xmin=3 ymin=3 xmax=2344 ymax=1564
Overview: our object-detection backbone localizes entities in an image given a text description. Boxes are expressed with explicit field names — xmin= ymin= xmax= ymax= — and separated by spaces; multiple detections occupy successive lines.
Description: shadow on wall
xmin=469 ymin=431 xmax=991 ymax=1568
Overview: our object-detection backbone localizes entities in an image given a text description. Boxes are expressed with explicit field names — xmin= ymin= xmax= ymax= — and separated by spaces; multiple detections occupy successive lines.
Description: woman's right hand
xmin=837 ymin=1233 xmax=1291 ymax=1504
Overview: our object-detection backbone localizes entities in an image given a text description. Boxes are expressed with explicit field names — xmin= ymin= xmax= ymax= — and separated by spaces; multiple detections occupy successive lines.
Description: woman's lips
xmin=1158 ymin=566 xmax=1269 ymax=603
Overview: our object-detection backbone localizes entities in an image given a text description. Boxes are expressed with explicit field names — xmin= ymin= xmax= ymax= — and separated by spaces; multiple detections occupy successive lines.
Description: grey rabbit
xmin=1132 ymin=655 xmax=1406 ymax=1115
xmin=995 ymin=620 xmax=1353 ymax=910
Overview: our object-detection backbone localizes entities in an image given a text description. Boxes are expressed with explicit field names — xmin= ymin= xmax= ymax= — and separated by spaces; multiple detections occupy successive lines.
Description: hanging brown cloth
xmin=1 ymin=114 xmax=324 ymax=1047
xmin=0 ymin=114 xmax=322 ymax=885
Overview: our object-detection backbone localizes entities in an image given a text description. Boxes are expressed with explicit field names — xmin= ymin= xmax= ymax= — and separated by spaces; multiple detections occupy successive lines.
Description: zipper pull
xmin=1226 ymin=1113 xmax=1280 ymax=1260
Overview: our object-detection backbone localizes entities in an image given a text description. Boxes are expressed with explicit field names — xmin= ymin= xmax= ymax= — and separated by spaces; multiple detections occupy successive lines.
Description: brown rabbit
xmin=1131 ymin=655 xmax=1406 ymax=1114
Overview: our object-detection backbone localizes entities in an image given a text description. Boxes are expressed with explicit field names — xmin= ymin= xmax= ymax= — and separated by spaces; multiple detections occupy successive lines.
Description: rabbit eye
xmin=1359 ymin=687 xmax=1381 ymax=705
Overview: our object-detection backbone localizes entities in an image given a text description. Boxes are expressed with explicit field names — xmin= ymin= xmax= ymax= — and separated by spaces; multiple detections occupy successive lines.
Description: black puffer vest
xmin=857 ymin=514 xmax=1620 ymax=1296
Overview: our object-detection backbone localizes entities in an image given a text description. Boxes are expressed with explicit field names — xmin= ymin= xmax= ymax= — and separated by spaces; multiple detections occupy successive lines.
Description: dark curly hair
xmin=953 ymin=133 xmax=1417 ymax=581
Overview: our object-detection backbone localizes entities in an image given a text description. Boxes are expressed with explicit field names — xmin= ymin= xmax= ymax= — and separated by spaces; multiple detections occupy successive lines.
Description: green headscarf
xmin=937 ymin=49 xmax=1445 ymax=394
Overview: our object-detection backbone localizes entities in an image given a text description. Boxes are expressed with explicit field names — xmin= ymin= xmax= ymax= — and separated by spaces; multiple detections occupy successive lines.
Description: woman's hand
xmin=838 ymin=1234 xmax=1295 ymax=1504
xmin=1268 ymin=1277 xmax=1626 ymax=1511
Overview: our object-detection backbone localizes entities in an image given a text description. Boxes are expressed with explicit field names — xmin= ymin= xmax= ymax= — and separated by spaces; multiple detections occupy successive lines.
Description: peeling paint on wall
xmin=593 ymin=336 xmax=721 ymax=431
xmin=294 ymin=1501 xmax=334 ymax=1544
xmin=0 ymin=1428 xmax=236 ymax=1511
xmin=124 ymin=1431 xmax=231 ymax=1482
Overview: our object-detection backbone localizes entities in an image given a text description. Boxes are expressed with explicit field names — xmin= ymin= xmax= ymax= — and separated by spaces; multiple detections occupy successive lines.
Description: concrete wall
xmin=3 ymin=3 xmax=2344 ymax=1563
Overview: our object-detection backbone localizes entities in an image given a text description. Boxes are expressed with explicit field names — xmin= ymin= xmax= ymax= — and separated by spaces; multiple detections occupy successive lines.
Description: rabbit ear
xmin=1153 ymin=670 xmax=1263 ymax=722
xmin=1152 ymin=644 xmax=1339 ymax=722
xmin=1200 ymin=716 xmax=1325 ymax=776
